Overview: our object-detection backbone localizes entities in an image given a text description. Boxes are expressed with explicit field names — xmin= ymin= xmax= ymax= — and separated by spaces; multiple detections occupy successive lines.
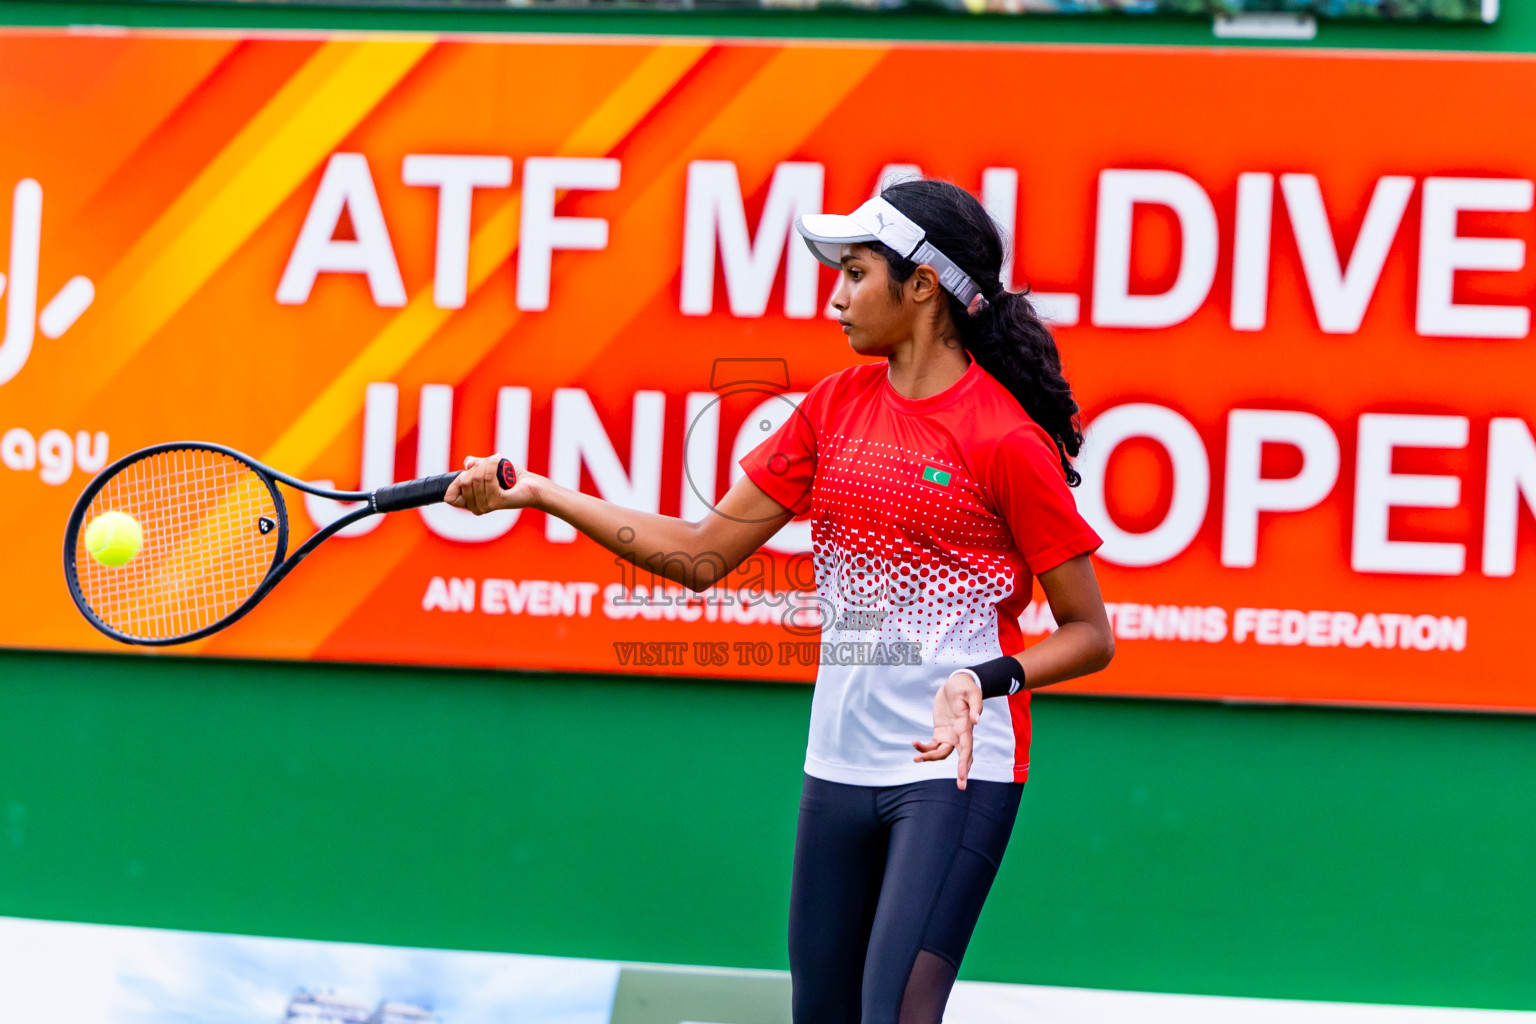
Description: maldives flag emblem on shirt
xmin=921 ymin=466 xmax=951 ymax=487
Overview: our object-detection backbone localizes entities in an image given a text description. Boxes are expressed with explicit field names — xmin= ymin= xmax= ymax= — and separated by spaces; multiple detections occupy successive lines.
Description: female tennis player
xmin=446 ymin=178 xmax=1114 ymax=1024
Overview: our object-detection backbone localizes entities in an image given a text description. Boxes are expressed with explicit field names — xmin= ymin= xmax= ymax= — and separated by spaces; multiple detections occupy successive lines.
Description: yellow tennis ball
xmin=85 ymin=510 xmax=143 ymax=568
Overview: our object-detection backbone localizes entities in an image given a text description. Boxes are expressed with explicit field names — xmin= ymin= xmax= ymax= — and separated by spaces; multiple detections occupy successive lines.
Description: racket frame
xmin=64 ymin=441 xmax=377 ymax=647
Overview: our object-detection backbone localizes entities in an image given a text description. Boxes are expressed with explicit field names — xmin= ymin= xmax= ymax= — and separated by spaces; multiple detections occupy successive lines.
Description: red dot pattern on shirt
xmin=810 ymin=434 xmax=1021 ymax=662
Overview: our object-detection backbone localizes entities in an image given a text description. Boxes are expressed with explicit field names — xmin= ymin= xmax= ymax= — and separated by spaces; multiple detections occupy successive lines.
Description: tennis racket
xmin=63 ymin=441 xmax=517 ymax=646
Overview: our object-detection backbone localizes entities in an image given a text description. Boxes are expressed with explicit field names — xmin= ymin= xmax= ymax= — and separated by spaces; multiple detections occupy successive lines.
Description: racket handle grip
xmin=372 ymin=460 xmax=517 ymax=514
xmin=373 ymin=472 xmax=460 ymax=513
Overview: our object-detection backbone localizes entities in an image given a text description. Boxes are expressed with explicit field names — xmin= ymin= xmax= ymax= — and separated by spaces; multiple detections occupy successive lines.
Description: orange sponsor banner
xmin=3 ymin=30 xmax=1535 ymax=710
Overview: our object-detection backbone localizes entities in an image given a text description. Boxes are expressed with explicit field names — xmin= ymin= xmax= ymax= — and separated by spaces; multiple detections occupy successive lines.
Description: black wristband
xmin=959 ymin=655 xmax=1025 ymax=699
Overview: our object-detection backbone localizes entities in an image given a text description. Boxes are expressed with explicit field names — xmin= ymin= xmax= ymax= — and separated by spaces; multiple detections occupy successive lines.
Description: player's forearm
xmin=1016 ymin=619 xmax=1115 ymax=689
xmin=531 ymin=476 xmax=728 ymax=592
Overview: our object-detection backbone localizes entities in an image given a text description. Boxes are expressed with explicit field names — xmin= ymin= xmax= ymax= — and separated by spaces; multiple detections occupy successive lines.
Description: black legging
xmin=787 ymin=773 xmax=1024 ymax=1024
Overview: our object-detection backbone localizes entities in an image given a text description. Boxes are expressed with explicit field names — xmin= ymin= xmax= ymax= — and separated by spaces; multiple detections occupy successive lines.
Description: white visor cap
xmin=795 ymin=196 xmax=983 ymax=308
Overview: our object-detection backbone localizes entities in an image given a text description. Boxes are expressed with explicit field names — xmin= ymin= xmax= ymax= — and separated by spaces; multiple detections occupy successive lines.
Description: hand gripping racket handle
xmin=371 ymin=458 xmax=518 ymax=514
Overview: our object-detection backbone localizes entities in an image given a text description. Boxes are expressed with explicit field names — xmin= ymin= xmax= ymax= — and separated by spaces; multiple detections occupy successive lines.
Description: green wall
xmin=1 ymin=650 xmax=1533 ymax=1010
xmin=3 ymin=0 xmax=1535 ymax=1013
xmin=0 ymin=0 xmax=1532 ymax=53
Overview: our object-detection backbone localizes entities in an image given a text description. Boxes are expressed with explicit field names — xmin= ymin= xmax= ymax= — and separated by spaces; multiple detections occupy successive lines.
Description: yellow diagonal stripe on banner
xmin=204 ymin=43 xmax=881 ymax=661
xmin=261 ymin=43 xmax=709 ymax=474
xmin=74 ymin=38 xmax=435 ymax=413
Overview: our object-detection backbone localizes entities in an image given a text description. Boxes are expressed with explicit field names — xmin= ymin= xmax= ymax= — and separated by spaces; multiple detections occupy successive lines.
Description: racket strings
xmin=73 ymin=448 xmax=280 ymax=641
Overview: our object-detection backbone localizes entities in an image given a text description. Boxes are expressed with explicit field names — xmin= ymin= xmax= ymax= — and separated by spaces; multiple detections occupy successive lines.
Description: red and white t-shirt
xmin=740 ymin=357 xmax=1102 ymax=786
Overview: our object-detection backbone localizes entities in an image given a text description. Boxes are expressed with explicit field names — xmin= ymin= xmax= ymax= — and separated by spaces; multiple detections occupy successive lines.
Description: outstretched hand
xmin=444 ymin=455 xmax=540 ymax=515
xmin=913 ymin=671 xmax=984 ymax=789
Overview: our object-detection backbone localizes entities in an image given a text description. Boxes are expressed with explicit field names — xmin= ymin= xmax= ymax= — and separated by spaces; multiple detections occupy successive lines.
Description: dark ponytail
xmin=869 ymin=178 xmax=1084 ymax=486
